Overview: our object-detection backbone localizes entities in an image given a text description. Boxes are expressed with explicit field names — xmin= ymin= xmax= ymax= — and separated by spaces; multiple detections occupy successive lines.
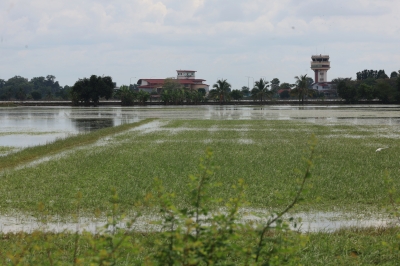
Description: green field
xmin=1 ymin=117 xmax=400 ymax=264
xmin=0 ymin=118 xmax=399 ymax=216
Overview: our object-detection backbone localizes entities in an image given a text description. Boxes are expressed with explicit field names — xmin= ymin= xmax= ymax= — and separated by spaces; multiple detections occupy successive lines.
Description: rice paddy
xmin=1 ymin=105 xmax=400 ymax=264
xmin=0 ymin=110 xmax=399 ymax=218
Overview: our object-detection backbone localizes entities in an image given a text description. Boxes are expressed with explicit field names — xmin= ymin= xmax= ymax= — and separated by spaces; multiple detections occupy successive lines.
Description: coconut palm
xmin=213 ymin=79 xmax=231 ymax=103
xmin=251 ymin=78 xmax=271 ymax=102
xmin=292 ymin=74 xmax=310 ymax=104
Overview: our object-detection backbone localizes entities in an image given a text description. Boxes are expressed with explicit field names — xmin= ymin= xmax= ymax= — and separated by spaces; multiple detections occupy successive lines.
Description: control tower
xmin=310 ymin=55 xmax=330 ymax=82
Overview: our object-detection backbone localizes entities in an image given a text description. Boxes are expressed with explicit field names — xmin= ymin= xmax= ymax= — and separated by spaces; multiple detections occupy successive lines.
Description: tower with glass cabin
xmin=310 ymin=55 xmax=330 ymax=82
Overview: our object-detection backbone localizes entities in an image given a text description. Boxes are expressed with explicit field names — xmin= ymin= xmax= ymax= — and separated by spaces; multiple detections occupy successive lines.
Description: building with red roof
xmin=137 ymin=70 xmax=209 ymax=94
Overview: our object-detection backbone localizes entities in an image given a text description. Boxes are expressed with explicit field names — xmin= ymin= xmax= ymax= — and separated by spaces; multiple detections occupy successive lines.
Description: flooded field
xmin=1 ymin=104 xmax=400 ymax=149
xmin=1 ymin=105 xmax=400 ymax=233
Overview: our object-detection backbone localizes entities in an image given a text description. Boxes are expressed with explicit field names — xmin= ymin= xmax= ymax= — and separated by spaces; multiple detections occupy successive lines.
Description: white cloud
xmin=0 ymin=0 xmax=399 ymax=88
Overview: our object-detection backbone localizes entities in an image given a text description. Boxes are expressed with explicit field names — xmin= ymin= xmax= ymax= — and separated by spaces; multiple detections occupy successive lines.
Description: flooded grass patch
xmin=0 ymin=119 xmax=399 ymax=218
xmin=0 ymin=118 xmax=156 ymax=171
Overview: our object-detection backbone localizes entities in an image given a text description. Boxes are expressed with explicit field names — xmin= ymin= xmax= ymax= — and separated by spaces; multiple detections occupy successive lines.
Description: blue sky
xmin=1 ymin=0 xmax=399 ymax=88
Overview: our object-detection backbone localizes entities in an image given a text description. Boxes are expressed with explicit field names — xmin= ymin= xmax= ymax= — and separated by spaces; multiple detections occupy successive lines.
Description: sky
xmin=1 ymin=0 xmax=399 ymax=89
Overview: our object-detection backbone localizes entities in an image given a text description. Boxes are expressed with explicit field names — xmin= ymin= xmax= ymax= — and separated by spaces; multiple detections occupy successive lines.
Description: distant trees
xmin=270 ymin=78 xmax=280 ymax=93
xmin=251 ymin=78 xmax=271 ymax=102
xmin=71 ymin=75 xmax=114 ymax=106
xmin=291 ymin=75 xmax=311 ymax=104
xmin=230 ymin=89 xmax=243 ymax=101
xmin=356 ymin=69 xmax=389 ymax=80
xmin=161 ymin=78 xmax=185 ymax=104
xmin=0 ymin=75 xmax=65 ymax=101
xmin=117 ymin=85 xmax=135 ymax=106
xmin=241 ymin=86 xmax=250 ymax=97
xmin=335 ymin=73 xmax=400 ymax=103
xmin=213 ymin=79 xmax=231 ymax=103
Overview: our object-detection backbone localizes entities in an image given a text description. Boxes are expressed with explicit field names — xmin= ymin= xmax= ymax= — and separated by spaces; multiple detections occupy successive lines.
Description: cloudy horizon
xmin=1 ymin=0 xmax=399 ymax=88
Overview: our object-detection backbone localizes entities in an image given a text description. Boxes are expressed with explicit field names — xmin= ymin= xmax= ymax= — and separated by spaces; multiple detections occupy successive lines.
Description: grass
xmin=0 ymin=132 xmax=61 ymax=136
xmin=1 ymin=117 xmax=400 ymax=264
xmin=0 ymin=118 xmax=156 ymax=171
xmin=0 ymin=146 xmax=15 ymax=153
xmin=0 ymin=119 xmax=399 ymax=216
xmin=0 ymin=227 xmax=399 ymax=265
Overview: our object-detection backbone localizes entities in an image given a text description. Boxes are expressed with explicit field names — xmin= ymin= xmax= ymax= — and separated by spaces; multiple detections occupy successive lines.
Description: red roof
xmin=277 ymin=89 xmax=290 ymax=94
xmin=139 ymin=78 xmax=206 ymax=85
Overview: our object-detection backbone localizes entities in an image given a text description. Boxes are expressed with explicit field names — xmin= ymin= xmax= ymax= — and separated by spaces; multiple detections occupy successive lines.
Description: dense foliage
xmin=70 ymin=75 xmax=115 ymax=106
xmin=0 ymin=75 xmax=69 ymax=101
xmin=335 ymin=72 xmax=400 ymax=103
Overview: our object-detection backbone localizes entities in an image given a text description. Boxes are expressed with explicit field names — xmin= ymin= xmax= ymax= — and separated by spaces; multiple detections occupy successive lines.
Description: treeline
xmin=0 ymin=75 xmax=70 ymax=101
xmin=336 ymin=70 xmax=400 ymax=103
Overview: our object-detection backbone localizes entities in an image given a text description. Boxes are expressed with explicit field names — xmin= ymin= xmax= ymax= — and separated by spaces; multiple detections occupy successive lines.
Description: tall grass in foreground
xmin=1 ymin=143 xmax=400 ymax=265
xmin=0 ymin=139 xmax=316 ymax=265
xmin=0 ymin=118 xmax=156 ymax=170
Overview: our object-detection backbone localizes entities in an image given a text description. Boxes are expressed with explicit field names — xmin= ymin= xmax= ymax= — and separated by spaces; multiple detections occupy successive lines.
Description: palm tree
xmin=293 ymin=74 xmax=309 ymax=104
xmin=213 ymin=79 xmax=231 ymax=103
xmin=251 ymin=78 xmax=271 ymax=102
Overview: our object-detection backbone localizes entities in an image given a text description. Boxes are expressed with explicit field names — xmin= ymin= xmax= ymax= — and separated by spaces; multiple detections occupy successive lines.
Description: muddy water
xmin=0 ymin=211 xmax=396 ymax=234
xmin=1 ymin=105 xmax=400 ymax=148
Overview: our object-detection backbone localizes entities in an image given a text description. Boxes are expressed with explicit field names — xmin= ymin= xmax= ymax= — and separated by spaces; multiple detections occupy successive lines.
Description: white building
xmin=310 ymin=55 xmax=330 ymax=83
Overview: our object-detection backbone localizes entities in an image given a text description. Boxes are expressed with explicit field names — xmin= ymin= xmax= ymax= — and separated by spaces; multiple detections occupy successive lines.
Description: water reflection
xmin=71 ymin=118 xmax=114 ymax=132
xmin=1 ymin=105 xmax=400 ymax=148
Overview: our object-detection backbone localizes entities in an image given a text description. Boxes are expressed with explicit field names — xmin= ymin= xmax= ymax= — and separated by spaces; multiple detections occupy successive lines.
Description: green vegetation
xmin=0 ymin=119 xmax=399 ymax=216
xmin=1 ymin=227 xmax=399 ymax=265
xmin=0 ymin=146 xmax=399 ymax=264
xmin=70 ymin=75 xmax=115 ymax=106
xmin=1 ymin=116 xmax=400 ymax=264
xmin=291 ymin=74 xmax=310 ymax=103
xmin=0 ymin=75 xmax=69 ymax=101
xmin=0 ymin=118 xmax=156 ymax=171
xmin=336 ymin=69 xmax=400 ymax=103
xmin=212 ymin=79 xmax=231 ymax=103
xmin=0 ymin=146 xmax=15 ymax=155
xmin=251 ymin=78 xmax=271 ymax=102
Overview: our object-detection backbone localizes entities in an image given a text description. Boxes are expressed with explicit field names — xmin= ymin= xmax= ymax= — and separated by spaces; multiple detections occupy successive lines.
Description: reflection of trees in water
xmin=71 ymin=118 xmax=114 ymax=132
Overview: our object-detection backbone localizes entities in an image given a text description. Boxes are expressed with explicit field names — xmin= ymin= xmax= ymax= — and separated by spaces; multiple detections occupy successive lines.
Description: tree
xmin=31 ymin=91 xmax=42 ymax=100
xmin=251 ymin=78 xmax=271 ymax=102
xmin=230 ymin=89 xmax=243 ymax=101
xmin=357 ymin=70 xmax=377 ymax=80
xmin=207 ymin=89 xmax=219 ymax=102
xmin=15 ymin=88 xmax=27 ymax=100
xmin=306 ymin=77 xmax=314 ymax=88
xmin=241 ymin=86 xmax=250 ymax=97
xmin=119 ymin=85 xmax=136 ymax=106
xmin=279 ymin=90 xmax=290 ymax=99
xmin=377 ymin=70 xmax=388 ymax=79
xmin=213 ymin=79 xmax=231 ymax=103
xmin=161 ymin=78 xmax=184 ymax=104
xmin=279 ymin=83 xmax=292 ymax=90
xmin=71 ymin=75 xmax=114 ymax=106
xmin=270 ymin=78 xmax=280 ymax=93
xmin=390 ymin=71 xmax=398 ymax=79
xmin=375 ymin=79 xmax=396 ymax=103
xmin=336 ymin=78 xmax=357 ymax=102
xmin=356 ymin=69 xmax=388 ymax=80
xmin=137 ymin=90 xmax=150 ymax=105
xmin=396 ymin=76 xmax=400 ymax=102
xmin=292 ymin=75 xmax=310 ymax=104
xmin=357 ymin=83 xmax=375 ymax=100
